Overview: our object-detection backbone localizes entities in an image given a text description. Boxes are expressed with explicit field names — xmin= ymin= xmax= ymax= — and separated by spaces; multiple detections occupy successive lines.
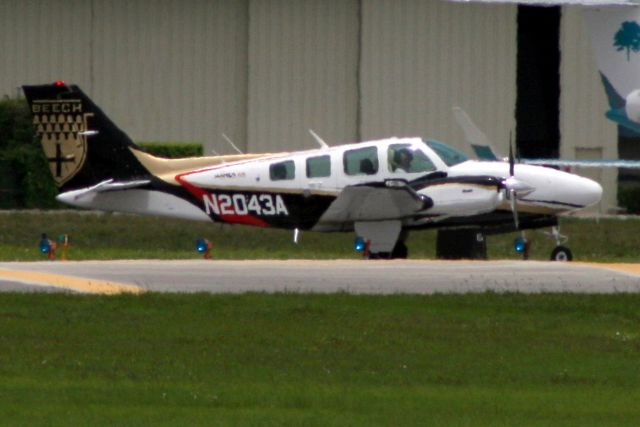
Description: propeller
xmin=508 ymin=139 xmax=515 ymax=177
xmin=507 ymin=141 xmax=518 ymax=229
xmin=502 ymin=136 xmax=534 ymax=230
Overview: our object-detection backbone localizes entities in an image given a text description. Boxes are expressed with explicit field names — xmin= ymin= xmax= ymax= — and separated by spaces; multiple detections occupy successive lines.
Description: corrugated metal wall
xmin=90 ymin=0 xmax=248 ymax=149
xmin=0 ymin=0 xmax=92 ymax=97
xmin=560 ymin=7 xmax=617 ymax=211
xmin=247 ymin=0 xmax=359 ymax=153
xmin=1 ymin=0 xmax=516 ymax=155
xmin=360 ymin=0 xmax=518 ymax=157
xmin=1 ymin=0 xmax=249 ymax=151
xmin=0 ymin=0 xmax=616 ymax=209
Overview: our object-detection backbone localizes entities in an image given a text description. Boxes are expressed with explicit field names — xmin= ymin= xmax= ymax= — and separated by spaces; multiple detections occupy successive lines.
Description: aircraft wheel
xmin=391 ymin=241 xmax=408 ymax=259
xmin=550 ymin=246 xmax=573 ymax=262
xmin=367 ymin=252 xmax=390 ymax=260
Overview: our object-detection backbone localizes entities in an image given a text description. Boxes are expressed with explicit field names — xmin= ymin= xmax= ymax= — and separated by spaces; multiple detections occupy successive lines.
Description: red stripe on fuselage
xmin=175 ymin=169 xmax=269 ymax=227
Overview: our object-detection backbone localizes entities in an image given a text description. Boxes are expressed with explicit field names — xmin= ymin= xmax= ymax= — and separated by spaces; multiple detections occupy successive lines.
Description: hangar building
xmin=0 ymin=0 xmax=617 ymax=211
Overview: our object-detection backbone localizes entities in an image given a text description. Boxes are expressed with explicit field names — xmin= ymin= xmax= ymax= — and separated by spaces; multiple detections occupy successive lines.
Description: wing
xmin=320 ymin=174 xmax=506 ymax=225
xmin=319 ymin=180 xmax=433 ymax=223
xmin=523 ymin=159 xmax=640 ymax=168
xmin=447 ymin=0 xmax=638 ymax=5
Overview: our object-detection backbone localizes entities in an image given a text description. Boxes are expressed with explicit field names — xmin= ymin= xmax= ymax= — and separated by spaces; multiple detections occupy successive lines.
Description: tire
xmin=367 ymin=252 xmax=391 ymax=260
xmin=550 ymin=246 xmax=573 ymax=262
xmin=391 ymin=241 xmax=408 ymax=259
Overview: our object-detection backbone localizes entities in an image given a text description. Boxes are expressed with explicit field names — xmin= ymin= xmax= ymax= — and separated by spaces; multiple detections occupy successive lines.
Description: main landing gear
xmin=354 ymin=220 xmax=409 ymax=259
xmin=357 ymin=235 xmax=409 ymax=259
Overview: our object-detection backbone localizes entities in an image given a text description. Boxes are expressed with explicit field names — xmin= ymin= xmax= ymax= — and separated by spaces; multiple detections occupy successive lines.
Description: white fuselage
xmin=59 ymin=137 xmax=603 ymax=230
xmin=180 ymin=137 xmax=602 ymax=219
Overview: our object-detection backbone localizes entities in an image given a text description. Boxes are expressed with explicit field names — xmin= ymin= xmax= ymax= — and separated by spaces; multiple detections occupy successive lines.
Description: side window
xmin=388 ymin=144 xmax=436 ymax=174
xmin=343 ymin=146 xmax=378 ymax=176
xmin=270 ymin=160 xmax=295 ymax=181
xmin=306 ymin=155 xmax=331 ymax=178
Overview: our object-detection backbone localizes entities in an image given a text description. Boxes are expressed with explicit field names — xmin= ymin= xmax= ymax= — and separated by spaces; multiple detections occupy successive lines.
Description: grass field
xmin=1 ymin=292 xmax=639 ymax=426
xmin=2 ymin=210 xmax=640 ymax=261
xmin=2 ymin=212 xmax=640 ymax=425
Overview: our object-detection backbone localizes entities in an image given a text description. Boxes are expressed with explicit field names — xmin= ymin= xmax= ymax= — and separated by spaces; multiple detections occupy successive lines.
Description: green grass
xmin=1 ymin=210 xmax=640 ymax=261
xmin=1 ymin=292 xmax=640 ymax=425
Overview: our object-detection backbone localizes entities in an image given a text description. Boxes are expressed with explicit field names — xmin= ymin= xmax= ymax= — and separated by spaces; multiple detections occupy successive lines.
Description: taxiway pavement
xmin=1 ymin=259 xmax=640 ymax=295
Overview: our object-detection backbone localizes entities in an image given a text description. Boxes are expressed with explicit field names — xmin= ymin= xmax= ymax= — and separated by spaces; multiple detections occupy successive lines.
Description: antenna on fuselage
xmin=222 ymin=133 xmax=243 ymax=154
xmin=308 ymin=129 xmax=329 ymax=149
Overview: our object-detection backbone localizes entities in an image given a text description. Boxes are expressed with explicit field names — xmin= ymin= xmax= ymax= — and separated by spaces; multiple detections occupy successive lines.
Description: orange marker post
xmin=58 ymin=234 xmax=70 ymax=261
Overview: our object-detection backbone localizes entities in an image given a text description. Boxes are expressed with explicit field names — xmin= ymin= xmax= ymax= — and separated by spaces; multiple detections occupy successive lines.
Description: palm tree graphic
xmin=614 ymin=21 xmax=640 ymax=61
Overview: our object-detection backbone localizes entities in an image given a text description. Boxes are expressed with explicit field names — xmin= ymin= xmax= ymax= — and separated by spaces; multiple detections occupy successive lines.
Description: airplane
xmin=454 ymin=1 xmax=640 ymax=138
xmin=585 ymin=6 xmax=640 ymax=138
xmin=455 ymin=106 xmax=640 ymax=168
xmin=21 ymin=82 xmax=602 ymax=260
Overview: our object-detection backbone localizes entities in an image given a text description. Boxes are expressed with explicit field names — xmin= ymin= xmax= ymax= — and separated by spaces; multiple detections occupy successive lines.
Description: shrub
xmin=0 ymin=97 xmax=58 ymax=208
xmin=618 ymin=185 xmax=640 ymax=214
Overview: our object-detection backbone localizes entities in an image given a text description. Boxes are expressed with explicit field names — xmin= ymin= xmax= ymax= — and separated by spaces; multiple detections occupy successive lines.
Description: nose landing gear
xmin=513 ymin=226 xmax=573 ymax=261
xmin=548 ymin=226 xmax=572 ymax=262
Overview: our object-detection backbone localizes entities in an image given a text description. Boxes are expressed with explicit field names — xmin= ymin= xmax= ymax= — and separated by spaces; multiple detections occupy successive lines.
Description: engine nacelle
xmin=625 ymin=89 xmax=640 ymax=123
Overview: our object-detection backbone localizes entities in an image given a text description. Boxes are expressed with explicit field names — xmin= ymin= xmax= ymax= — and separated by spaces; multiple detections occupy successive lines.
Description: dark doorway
xmin=515 ymin=6 xmax=561 ymax=159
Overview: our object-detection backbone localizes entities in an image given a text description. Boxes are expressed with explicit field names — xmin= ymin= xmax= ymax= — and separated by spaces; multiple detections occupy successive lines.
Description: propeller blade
xmin=508 ymin=142 xmax=515 ymax=177
xmin=510 ymin=188 xmax=519 ymax=229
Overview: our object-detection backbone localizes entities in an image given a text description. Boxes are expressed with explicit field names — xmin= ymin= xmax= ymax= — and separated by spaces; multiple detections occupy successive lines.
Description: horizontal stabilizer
xmin=56 ymin=179 xmax=151 ymax=203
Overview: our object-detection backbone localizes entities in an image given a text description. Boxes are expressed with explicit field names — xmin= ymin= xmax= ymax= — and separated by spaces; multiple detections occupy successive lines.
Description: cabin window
xmin=270 ymin=160 xmax=295 ymax=181
xmin=343 ymin=146 xmax=378 ymax=176
xmin=306 ymin=155 xmax=331 ymax=178
xmin=388 ymin=144 xmax=436 ymax=173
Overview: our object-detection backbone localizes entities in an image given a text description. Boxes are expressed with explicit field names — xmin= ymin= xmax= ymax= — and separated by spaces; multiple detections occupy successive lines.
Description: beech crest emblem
xmin=31 ymin=100 xmax=93 ymax=186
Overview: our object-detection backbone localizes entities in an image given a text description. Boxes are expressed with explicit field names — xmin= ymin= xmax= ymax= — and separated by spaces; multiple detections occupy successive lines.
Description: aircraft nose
xmin=575 ymin=176 xmax=603 ymax=208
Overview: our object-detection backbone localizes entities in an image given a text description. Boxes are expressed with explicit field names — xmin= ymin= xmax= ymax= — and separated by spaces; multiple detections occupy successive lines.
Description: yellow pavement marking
xmin=578 ymin=262 xmax=640 ymax=277
xmin=0 ymin=268 xmax=144 ymax=295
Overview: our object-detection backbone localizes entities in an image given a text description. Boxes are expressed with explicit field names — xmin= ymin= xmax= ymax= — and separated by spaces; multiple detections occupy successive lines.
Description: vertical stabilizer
xmin=584 ymin=6 xmax=640 ymax=135
xmin=22 ymin=82 xmax=150 ymax=192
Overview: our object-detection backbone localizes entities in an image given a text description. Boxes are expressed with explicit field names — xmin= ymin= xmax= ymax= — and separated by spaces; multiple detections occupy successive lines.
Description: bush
xmin=138 ymin=142 xmax=203 ymax=158
xmin=618 ymin=185 xmax=640 ymax=214
xmin=0 ymin=97 xmax=58 ymax=209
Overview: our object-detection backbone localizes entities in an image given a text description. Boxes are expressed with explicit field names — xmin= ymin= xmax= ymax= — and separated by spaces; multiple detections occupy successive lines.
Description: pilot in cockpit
xmin=391 ymin=148 xmax=414 ymax=173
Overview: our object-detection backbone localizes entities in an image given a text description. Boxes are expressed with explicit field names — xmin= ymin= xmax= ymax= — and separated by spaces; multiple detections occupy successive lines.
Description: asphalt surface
xmin=1 ymin=259 xmax=640 ymax=294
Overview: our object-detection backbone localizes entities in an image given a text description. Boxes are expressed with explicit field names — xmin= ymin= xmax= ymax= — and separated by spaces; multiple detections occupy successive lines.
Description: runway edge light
xmin=39 ymin=233 xmax=57 ymax=261
xmin=514 ymin=236 xmax=527 ymax=253
xmin=39 ymin=237 xmax=50 ymax=254
xmin=195 ymin=238 xmax=213 ymax=259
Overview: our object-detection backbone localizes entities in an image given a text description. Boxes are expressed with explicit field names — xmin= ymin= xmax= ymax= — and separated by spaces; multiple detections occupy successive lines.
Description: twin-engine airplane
xmin=22 ymin=83 xmax=602 ymax=259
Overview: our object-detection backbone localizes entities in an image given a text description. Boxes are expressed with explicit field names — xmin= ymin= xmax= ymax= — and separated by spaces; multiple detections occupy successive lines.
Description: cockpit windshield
xmin=423 ymin=139 xmax=469 ymax=167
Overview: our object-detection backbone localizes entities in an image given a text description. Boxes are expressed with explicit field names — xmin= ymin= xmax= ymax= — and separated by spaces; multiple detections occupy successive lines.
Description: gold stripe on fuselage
xmin=130 ymin=148 xmax=278 ymax=185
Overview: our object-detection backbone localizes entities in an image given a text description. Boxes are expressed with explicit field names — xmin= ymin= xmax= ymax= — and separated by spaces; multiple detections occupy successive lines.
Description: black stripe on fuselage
xmin=148 ymin=178 xmax=335 ymax=229
xmin=519 ymin=198 xmax=584 ymax=209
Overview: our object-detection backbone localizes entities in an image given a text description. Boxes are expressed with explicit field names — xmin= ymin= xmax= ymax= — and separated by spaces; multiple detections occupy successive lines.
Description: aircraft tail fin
xmin=452 ymin=107 xmax=500 ymax=161
xmin=22 ymin=82 xmax=151 ymax=193
xmin=584 ymin=7 xmax=640 ymax=136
